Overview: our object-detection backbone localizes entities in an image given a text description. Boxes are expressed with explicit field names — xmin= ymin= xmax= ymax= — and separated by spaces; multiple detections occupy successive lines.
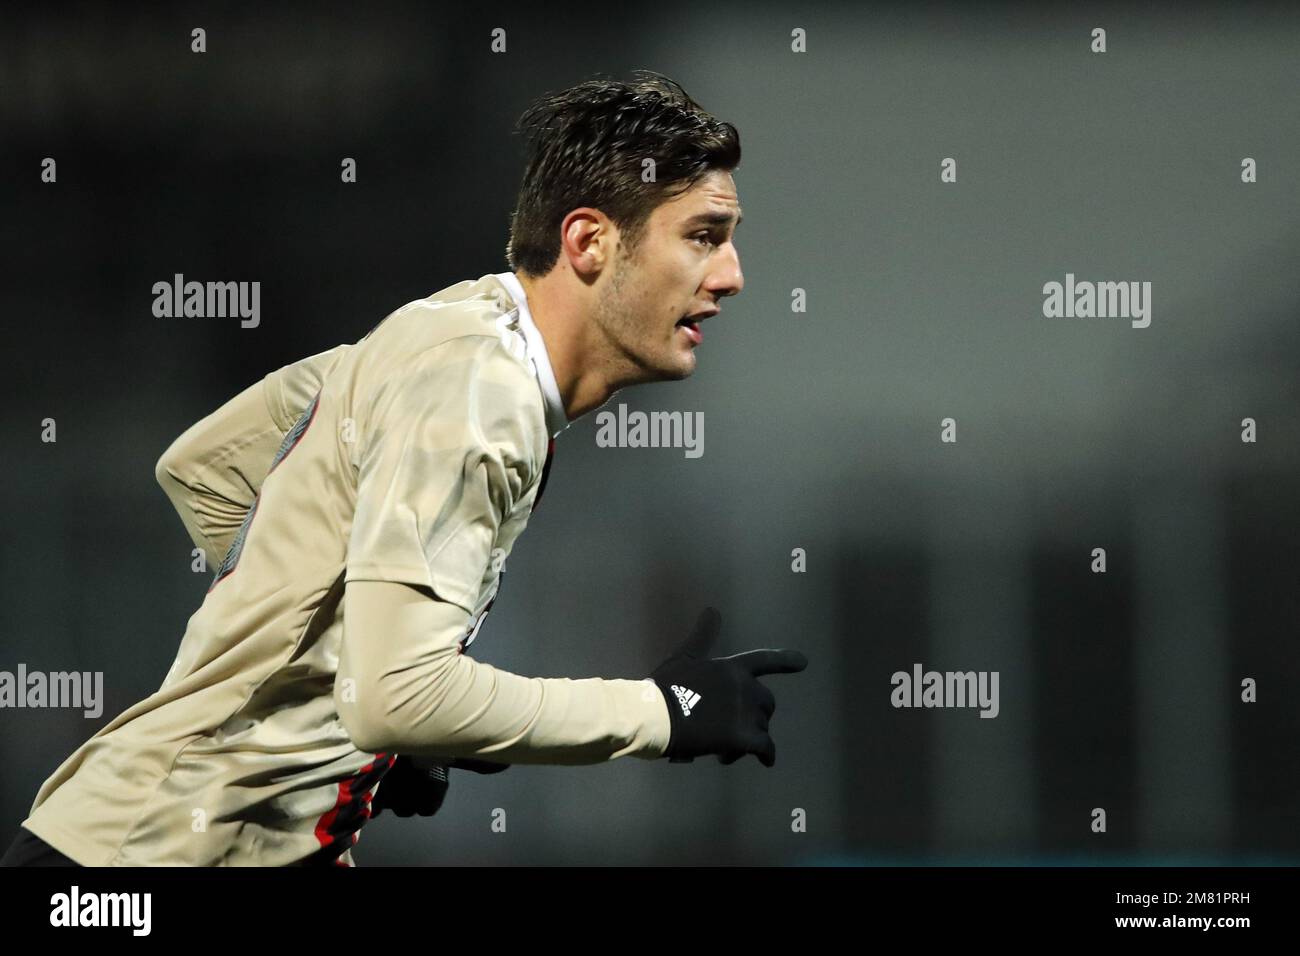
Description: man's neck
xmin=517 ymin=270 xmax=631 ymax=423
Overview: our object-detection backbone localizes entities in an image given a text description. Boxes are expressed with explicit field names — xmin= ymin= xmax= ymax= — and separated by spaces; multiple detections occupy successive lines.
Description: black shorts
xmin=0 ymin=827 xmax=81 ymax=867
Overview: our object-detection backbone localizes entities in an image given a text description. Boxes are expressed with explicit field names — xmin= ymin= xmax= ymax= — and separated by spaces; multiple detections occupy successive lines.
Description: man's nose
xmin=707 ymin=242 xmax=743 ymax=298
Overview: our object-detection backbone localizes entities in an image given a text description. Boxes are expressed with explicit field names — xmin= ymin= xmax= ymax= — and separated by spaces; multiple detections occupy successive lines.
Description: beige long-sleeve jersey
xmin=21 ymin=272 xmax=672 ymax=867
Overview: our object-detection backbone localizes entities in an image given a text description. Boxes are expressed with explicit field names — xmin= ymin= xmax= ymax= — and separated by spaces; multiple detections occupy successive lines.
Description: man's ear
xmin=559 ymin=207 xmax=616 ymax=278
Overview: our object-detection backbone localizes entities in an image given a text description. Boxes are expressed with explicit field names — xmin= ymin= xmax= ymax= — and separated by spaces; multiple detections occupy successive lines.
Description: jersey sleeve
xmin=344 ymin=336 xmax=545 ymax=614
xmin=338 ymin=579 xmax=674 ymax=764
xmin=155 ymin=343 xmax=351 ymax=564
xmin=262 ymin=344 xmax=352 ymax=432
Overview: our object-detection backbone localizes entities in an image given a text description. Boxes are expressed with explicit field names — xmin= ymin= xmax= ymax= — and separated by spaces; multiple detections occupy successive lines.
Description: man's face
xmin=591 ymin=169 xmax=744 ymax=381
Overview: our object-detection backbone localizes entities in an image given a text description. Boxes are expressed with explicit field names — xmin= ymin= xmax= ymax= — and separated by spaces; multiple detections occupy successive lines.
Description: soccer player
xmin=1 ymin=71 xmax=806 ymax=868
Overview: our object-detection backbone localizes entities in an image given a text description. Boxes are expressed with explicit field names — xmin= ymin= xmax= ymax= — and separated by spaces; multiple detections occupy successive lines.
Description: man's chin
xmin=629 ymin=341 xmax=697 ymax=383
xmin=659 ymin=350 xmax=697 ymax=381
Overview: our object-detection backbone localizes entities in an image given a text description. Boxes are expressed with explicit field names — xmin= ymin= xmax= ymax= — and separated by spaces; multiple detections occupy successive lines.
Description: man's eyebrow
xmin=684 ymin=208 xmax=743 ymax=229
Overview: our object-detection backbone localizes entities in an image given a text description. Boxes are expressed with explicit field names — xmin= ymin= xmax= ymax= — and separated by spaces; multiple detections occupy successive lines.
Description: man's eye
xmin=692 ymin=233 xmax=716 ymax=248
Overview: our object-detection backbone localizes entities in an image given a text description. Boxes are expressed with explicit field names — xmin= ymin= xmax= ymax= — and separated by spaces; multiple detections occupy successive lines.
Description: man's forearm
xmin=337 ymin=579 xmax=672 ymax=764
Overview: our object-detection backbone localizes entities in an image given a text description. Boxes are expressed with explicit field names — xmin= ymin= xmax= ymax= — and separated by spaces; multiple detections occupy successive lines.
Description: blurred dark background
xmin=2 ymin=1 xmax=1297 ymax=865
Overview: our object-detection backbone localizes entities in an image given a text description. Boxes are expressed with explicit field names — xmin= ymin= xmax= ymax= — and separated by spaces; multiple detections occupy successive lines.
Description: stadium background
xmin=2 ymin=2 xmax=1297 ymax=865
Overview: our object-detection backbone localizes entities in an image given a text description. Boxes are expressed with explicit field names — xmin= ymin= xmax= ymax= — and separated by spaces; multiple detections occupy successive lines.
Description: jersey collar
xmin=494 ymin=271 xmax=570 ymax=439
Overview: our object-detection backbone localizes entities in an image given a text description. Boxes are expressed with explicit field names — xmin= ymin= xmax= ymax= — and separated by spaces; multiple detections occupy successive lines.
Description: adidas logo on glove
xmin=671 ymin=684 xmax=701 ymax=716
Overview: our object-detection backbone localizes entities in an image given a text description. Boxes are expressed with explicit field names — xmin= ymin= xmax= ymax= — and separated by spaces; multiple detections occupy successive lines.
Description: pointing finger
xmin=723 ymin=648 xmax=808 ymax=677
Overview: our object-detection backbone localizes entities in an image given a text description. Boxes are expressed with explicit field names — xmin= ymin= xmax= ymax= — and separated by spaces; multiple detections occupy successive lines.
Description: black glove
xmin=650 ymin=607 xmax=807 ymax=767
xmin=370 ymin=756 xmax=450 ymax=818
xmin=370 ymin=755 xmax=511 ymax=818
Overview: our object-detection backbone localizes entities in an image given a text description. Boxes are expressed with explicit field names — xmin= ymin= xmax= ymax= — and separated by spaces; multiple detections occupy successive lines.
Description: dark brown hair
xmin=506 ymin=71 xmax=741 ymax=278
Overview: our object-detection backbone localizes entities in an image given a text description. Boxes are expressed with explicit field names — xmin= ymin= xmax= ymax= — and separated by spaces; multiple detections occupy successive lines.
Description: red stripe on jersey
xmin=313 ymin=752 xmax=396 ymax=861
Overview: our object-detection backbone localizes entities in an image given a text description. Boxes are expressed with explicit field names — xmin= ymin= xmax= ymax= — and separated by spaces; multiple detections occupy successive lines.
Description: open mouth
xmin=675 ymin=317 xmax=703 ymax=345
